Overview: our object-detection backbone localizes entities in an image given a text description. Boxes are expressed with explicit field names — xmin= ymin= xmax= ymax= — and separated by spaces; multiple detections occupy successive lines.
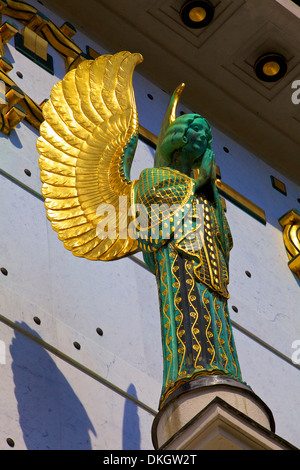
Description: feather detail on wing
xmin=37 ymin=51 xmax=143 ymax=260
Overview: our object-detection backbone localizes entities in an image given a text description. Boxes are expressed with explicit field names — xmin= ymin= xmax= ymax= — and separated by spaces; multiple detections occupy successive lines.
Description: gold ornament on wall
xmin=279 ymin=209 xmax=300 ymax=279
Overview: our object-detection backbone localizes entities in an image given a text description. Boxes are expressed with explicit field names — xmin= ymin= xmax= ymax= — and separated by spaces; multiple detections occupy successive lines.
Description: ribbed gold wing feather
xmin=37 ymin=51 xmax=143 ymax=260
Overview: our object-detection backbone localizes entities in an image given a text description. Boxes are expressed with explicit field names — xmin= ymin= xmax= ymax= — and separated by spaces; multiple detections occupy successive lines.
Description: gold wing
xmin=37 ymin=51 xmax=143 ymax=260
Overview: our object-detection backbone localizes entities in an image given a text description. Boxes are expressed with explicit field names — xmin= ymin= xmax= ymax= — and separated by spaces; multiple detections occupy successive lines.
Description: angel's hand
xmin=194 ymin=148 xmax=216 ymax=191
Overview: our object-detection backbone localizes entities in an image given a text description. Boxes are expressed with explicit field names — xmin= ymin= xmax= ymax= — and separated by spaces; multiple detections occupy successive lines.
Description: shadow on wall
xmin=10 ymin=322 xmax=96 ymax=450
xmin=0 ymin=126 xmax=23 ymax=149
xmin=122 ymin=384 xmax=141 ymax=450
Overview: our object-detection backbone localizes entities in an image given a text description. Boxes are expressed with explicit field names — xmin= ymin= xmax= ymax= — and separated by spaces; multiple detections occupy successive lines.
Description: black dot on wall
xmin=6 ymin=438 xmax=15 ymax=448
xmin=223 ymin=147 xmax=229 ymax=153
xmin=73 ymin=341 xmax=81 ymax=350
xmin=1 ymin=267 xmax=8 ymax=276
xmin=24 ymin=169 xmax=31 ymax=176
xmin=16 ymin=71 xmax=23 ymax=79
xmin=33 ymin=316 xmax=41 ymax=325
xmin=232 ymin=305 xmax=238 ymax=313
xmin=147 ymin=93 xmax=154 ymax=100
xmin=297 ymin=198 xmax=300 ymax=204
xmin=245 ymin=270 xmax=252 ymax=278
xmin=96 ymin=327 xmax=104 ymax=336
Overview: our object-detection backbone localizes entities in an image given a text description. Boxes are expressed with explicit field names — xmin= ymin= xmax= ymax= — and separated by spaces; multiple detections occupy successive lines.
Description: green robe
xmin=134 ymin=167 xmax=242 ymax=408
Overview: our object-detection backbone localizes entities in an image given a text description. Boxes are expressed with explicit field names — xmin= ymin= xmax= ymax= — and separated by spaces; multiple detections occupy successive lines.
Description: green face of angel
xmin=168 ymin=115 xmax=211 ymax=176
xmin=157 ymin=114 xmax=212 ymax=174
xmin=181 ymin=117 xmax=210 ymax=168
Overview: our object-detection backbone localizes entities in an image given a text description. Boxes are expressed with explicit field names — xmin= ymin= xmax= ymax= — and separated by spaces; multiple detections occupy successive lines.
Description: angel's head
xmin=155 ymin=114 xmax=213 ymax=174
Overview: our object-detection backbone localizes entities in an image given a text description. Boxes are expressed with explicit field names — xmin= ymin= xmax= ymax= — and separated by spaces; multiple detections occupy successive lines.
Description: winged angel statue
xmin=37 ymin=51 xmax=243 ymax=409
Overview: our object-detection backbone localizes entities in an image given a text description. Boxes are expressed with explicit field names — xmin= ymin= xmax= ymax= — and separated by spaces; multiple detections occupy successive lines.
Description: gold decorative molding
xmin=0 ymin=85 xmax=26 ymax=134
xmin=22 ymin=24 xmax=48 ymax=61
xmin=0 ymin=20 xmax=18 ymax=56
xmin=60 ymin=22 xmax=76 ymax=39
xmin=0 ymin=68 xmax=42 ymax=132
xmin=279 ymin=209 xmax=300 ymax=279
xmin=1 ymin=0 xmax=82 ymax=71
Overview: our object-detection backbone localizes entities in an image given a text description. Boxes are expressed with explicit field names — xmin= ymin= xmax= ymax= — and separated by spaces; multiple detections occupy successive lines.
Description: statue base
xmin=152 ymin=376 xmax=296 ymax=450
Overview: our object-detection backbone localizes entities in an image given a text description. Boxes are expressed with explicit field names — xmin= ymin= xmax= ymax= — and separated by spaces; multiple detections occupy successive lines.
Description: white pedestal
xmin=152 ymin=376 xmax=296 ymax=450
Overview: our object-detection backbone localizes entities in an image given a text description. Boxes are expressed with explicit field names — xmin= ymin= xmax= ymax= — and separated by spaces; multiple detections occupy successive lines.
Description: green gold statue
xmin=37 ymin=51 xmax=242 ymax=409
